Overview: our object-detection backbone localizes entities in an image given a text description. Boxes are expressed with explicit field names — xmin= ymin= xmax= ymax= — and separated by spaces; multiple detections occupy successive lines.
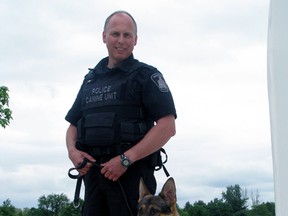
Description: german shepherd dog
xmin=137 ymin=177 xmax=179 ymax=216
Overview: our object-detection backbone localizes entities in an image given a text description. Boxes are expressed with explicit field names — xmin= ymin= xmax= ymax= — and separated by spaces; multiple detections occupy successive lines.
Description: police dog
xmin=137 ymin=177 xmax=179 ymax=216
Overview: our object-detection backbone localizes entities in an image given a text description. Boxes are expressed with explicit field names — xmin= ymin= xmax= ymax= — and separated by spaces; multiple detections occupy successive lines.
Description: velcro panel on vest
xmin=83 ymin=112 xmax=116 ymax=146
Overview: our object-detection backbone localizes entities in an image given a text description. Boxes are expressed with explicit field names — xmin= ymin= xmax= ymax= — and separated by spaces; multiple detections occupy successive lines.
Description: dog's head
xmin=137 ymin=177 xmax=179 ymax=216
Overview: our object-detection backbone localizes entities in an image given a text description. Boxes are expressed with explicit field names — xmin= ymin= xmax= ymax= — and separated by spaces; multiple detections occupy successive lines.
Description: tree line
xmin=0 ymin=184 xmax=275 ymax=216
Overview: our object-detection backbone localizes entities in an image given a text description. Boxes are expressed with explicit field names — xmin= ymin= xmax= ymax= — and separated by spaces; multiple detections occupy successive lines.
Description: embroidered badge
xmin=151 ymin=73 xmax=170 ymax=92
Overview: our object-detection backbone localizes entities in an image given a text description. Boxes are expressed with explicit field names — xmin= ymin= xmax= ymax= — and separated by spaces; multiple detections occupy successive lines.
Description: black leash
xmin=68 ymin=158 xmax=134 ymax=216
xmin=155 ymin=148 xmax=170 ymax=177
xmin=68 ymin=150 xmax=171 ymax=213
xmin=68 ymin=158 xmax=100 ymax=208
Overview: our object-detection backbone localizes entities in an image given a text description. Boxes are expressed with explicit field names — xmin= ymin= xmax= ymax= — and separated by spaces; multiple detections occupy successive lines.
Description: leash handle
xmin=68 ymin=158 xmax=103 ymax=208
xmin=68 ymin=158 xmax=89 ymax=179
xmin=68 ymin=158 xmax=89 ymax=208
xmin=68 ymin=158 xmax=102 ymax=179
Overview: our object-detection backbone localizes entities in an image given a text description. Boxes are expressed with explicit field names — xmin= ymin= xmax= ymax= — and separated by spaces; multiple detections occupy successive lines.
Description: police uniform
xmin=65 ymin=54 xmax=176 ymax=216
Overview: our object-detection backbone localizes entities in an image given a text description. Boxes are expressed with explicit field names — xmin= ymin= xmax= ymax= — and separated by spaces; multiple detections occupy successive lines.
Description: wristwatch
xmin=120 ymin=154 xmax=131 ymax=168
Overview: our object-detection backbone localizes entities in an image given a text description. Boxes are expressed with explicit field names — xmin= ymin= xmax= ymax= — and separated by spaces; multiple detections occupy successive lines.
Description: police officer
xmin=65 ymin=10 xmax=177 ymax=216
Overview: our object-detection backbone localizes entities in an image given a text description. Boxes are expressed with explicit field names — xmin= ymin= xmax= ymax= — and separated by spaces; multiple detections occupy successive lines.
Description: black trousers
xmin=82 ymin=160 xmax=156 ymax=216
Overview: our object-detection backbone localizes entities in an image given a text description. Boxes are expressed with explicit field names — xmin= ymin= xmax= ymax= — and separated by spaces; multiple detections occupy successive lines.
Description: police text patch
xmin=151 ymin=73 xmax=170 ymax=92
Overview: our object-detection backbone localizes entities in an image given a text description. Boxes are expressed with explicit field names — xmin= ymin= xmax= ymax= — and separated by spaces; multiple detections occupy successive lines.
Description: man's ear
xmin=102 ymin=31 xmax=107 ymax=43
xmin=134 ymin=35 xmax=138 ymax=46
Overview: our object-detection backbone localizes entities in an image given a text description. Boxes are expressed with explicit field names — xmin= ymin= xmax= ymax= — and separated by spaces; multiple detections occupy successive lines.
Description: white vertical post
xmin=267 ymin=0 xmax=288 ymax=215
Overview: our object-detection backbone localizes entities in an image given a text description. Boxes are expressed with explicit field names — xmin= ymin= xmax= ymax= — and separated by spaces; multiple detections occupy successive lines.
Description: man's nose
xmin=117 ymin=34 xmax=124 ymax=43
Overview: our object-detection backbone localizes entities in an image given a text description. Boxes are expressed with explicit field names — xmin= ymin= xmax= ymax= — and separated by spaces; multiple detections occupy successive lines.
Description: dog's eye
xmin=150 ymin=207 xmax=160 ymax=215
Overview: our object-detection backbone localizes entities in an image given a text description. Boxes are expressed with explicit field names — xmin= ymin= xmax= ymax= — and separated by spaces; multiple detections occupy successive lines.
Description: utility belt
xmin=75 ymin=141 xmax=132 ymax=157
xmin=76 ymin=140 xmax=166 ymax=170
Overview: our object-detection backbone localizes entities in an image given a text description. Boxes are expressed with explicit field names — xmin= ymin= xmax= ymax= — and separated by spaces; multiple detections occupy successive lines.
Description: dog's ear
xmin=139 ymin=178 xmax=151 ymax=201
xmin=159 ymin=177 xmax=177 ymax=205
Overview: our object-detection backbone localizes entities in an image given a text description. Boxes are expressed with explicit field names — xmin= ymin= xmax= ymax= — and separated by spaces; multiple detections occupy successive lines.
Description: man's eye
xmin=124 ymin=33 xmax=132 ymax=38
xmin=111 ymin=32 xmax=119 ymax=37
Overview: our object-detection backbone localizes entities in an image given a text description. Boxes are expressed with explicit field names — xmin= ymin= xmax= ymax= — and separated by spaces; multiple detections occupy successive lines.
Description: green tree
xmin=207 ymin=198 xmax=233 ymax=216
xmin=24 ymin=207 xmax=48 ymax=216
xmin=186 ymin=201 xmax=210 ymax=216
xmin=179 ymin=212 xmax=189 ymax=216
xmin=247 ymin=202 xmax=275 ymax=216
xmin=0 ymin=199 xmax=16 ymax=216
xmin=59 ymin=201 xmax=83 ymax=216
xmin=182 ymin=201 xmax=193 ymax=215
xmin=222 ymin=185 xmax=249 ymax=214
xmin=38 ymin=193 xmax=69 ymax=216
xmin=0 ymin=86 xmax=13 ymax=128
xmin=265 ymin=202 xmax=276 ymax=216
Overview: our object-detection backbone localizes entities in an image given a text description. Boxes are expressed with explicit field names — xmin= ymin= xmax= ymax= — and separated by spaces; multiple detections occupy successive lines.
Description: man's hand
xmin=69 ymin=148 xmax=96 ymax=176
xmin=100 ymin=155 xmax=127 ymax=181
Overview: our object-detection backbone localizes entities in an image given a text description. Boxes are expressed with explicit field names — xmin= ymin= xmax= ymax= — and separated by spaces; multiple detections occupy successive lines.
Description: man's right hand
xmin=69 ymin=148 xmax=96 ymax=176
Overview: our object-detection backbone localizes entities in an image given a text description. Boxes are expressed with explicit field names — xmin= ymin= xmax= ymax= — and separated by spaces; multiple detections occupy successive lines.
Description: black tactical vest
xmin=77 ymin=59 xmax=154 ymax=149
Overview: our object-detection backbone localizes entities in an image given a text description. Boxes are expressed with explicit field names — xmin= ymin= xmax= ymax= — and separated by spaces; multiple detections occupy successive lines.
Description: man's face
xmin=103 ymin=13 xmax=138 ymax=68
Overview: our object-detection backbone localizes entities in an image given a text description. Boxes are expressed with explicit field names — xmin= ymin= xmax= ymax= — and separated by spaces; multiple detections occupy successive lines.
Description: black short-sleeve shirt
xmin=65 ymin=55 xmax=177 ymax=126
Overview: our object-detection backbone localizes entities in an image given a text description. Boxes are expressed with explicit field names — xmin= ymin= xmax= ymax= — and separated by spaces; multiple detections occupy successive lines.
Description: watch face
xmin=121 ymin=155 xmax=131 ymax=167
xmin=123 ymin=159 xmax=130 ymax=166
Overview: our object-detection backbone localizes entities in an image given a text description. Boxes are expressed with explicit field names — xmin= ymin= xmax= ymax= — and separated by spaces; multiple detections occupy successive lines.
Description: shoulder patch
xmin=151 ymin=73 xmax=170 ymax=92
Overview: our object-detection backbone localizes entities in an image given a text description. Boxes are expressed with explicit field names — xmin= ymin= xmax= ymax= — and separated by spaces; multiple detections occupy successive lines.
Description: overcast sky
xmin=0 ymin=0 xmax=272 ymax=209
